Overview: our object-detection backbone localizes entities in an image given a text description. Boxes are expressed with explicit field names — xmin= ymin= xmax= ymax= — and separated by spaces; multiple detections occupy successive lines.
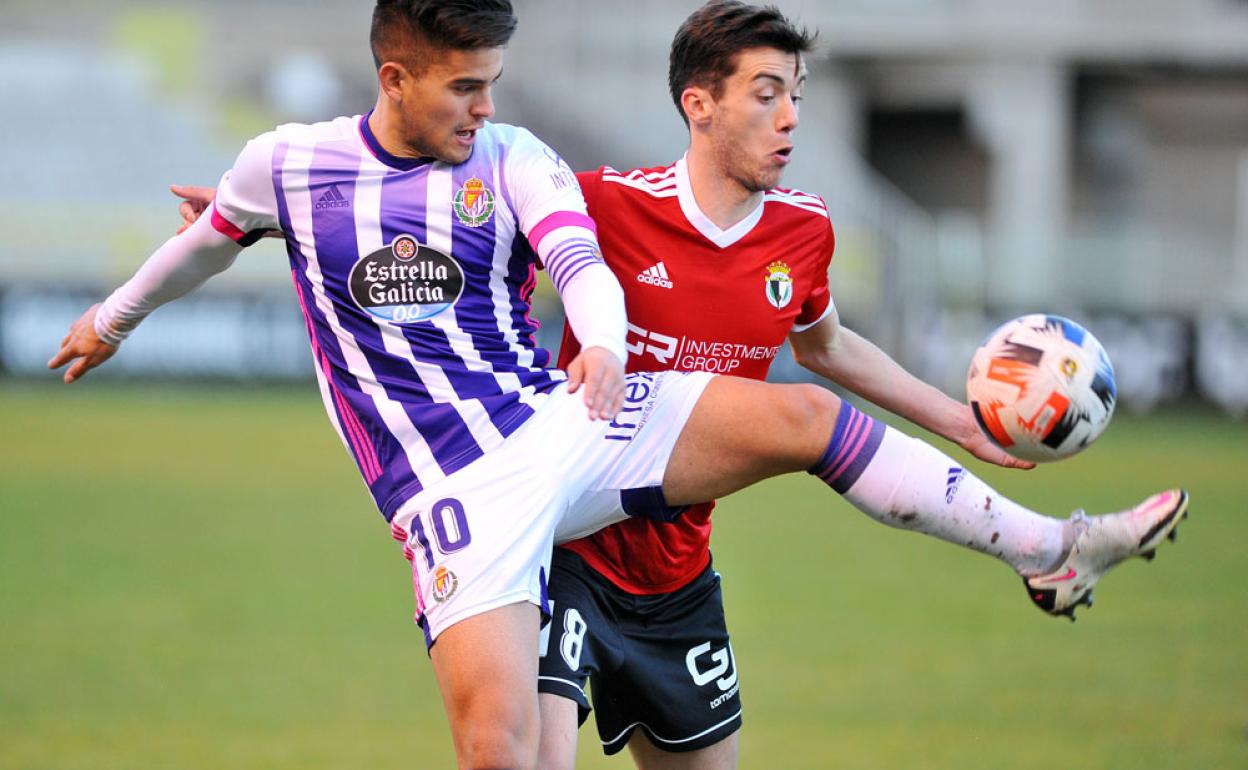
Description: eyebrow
xmin=450 ymin=70 xmax=503 ymax=87
xmin=752 ymin=72 xmax=805 ymax=88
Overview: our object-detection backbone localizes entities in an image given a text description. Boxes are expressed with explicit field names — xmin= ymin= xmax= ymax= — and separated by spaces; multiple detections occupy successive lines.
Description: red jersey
xmin=557 ymin=157 xmax=836 ymax=594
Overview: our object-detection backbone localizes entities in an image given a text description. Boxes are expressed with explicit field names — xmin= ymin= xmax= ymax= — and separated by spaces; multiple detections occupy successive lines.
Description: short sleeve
xmin=505 ymin=129 xmax=595 ymax=242
xmin=793 ymin=215 xmax=836 ymax=331
xmin=210 ymin=131 xmax=282 ymax=247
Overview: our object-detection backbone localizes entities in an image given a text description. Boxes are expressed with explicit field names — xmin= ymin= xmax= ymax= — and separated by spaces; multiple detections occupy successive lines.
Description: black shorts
xmin=537 ymin=548 xmax=742 ymax=755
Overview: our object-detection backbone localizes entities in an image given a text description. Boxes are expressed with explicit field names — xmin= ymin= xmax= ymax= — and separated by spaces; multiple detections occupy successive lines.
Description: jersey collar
xmin=675 ymin=154 xmax=765 ymax=249
xmin=358 ymin=112 xmax=437 ymax=171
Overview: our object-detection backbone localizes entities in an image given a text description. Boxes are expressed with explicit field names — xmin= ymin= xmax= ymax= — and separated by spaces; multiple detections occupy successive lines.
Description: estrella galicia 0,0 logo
xmin=349 ymin=234 xmax=465 ymax=324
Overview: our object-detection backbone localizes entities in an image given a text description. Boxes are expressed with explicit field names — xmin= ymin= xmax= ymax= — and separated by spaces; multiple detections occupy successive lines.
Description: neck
xmin=684 ymin=143 xmax=763 ymax=230
xmin=368 ymin=96 xmax=427 ymax=159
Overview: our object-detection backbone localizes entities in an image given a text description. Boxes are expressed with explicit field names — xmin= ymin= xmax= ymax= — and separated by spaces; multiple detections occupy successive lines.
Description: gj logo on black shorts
xmin=349 ymin=234 xmax=465 ymax=324
xmin=686 ymin=641 xmax=740 ymax=709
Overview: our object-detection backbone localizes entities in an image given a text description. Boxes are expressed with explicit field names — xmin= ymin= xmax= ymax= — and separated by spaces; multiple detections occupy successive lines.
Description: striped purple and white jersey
xmin=208 ymin=115 xmax=604 ymax=519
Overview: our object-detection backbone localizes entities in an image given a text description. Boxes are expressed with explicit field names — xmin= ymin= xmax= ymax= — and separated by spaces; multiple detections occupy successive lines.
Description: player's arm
xmin=50 ymin=135 xmax=280 ymax=384
xmin=48 ymin=213 xmax=243 ymax=383
xmin=171 ymin=184 xmax=284 ymax=239
xmin=511 ymin=136 xmax=626 ymax=420
xmin=559 ymin=264 xmax=627 ymax=420
xmin=789 ymin=306 xmax=1034 ymax=469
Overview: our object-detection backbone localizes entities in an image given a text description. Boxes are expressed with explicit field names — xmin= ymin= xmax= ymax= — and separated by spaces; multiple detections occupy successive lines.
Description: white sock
xmin=841 ymin=426 xmax=1067 ymax=575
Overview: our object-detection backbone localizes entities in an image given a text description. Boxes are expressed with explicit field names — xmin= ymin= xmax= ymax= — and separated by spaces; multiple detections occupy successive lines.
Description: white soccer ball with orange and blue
xmin=966 ymin=314 xmax=1117 ymax=462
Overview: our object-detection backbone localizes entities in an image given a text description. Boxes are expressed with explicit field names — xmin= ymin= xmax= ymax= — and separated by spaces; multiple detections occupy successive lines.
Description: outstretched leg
xmin=663 ymin=376 xmax=1187 ymax=618
xmin=662 ymin=378 xmax=1067 ymax=573
xmin=810 ymin=401 xmax=1070 ymax=575
xmin=661 ymin=379 xmax=837 ymax=502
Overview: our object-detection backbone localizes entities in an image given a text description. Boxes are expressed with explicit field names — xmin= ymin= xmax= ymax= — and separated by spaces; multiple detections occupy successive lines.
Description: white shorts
xmin=390 ymin=370 xmax=713 ymax=644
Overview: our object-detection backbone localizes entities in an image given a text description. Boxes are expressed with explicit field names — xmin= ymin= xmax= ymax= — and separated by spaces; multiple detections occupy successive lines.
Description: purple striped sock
xmin=807 ymin=402 xmax=887 ymax=494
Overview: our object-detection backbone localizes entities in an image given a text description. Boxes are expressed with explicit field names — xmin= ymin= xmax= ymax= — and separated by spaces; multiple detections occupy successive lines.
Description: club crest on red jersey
xmin=453 ymin=177 xmax=495 ymax=227
xmin=764 ymin=261 xmax=793 ymax=309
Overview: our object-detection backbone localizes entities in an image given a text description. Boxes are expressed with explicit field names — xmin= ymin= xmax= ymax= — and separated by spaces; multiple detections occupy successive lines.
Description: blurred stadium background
xmin=2 ymin=1 xmax=1246 ymax=769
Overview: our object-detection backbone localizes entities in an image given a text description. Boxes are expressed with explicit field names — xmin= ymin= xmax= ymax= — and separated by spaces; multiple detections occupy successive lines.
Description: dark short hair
xmin=668 ymin=1 xmax=816 ymax=124
xmin=370 ymin=0 xmax=517 ymax=72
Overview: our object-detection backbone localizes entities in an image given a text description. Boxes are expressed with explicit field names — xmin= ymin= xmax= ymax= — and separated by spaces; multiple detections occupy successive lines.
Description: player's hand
xmin=171 ymin=184 xmax=215 ymax=235
xmin=956 ymin=406 xmax=1035 ymax=469
xmin=47 ymin=304 xmax=118 ymax=384
xmin=566 ymin=346 xmax=625 ymax=421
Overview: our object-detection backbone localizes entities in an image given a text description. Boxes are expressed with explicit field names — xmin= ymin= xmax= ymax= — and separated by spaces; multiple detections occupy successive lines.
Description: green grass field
xmin=2 ymin=382 xmax=1245 ymax=769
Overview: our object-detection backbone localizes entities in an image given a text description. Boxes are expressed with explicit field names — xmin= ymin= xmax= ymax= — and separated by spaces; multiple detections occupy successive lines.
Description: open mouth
xmin=772 ymin=146 xmax=793 ymax=163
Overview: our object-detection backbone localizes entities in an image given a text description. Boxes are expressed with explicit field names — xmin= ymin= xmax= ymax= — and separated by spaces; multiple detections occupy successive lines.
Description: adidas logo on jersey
xmin=315 ymin=185 xmax=351 ymax=210
xmin=637 ymin=262 xmax=673 ymax=289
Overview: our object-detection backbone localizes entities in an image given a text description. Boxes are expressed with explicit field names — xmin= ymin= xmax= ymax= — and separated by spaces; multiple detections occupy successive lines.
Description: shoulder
xmin=233 ymin=116 xmax=362 ymax=170
xmin=597 ymin=163 xmax=679 ymax=199
xmin=483 ymin=122 xmax=558 ymax=160
xmin=483 ymin=124 xmax=582 ymax=190
xmin=761 ymin=186 xmax=834 ymax=250
xmin=479 ymin=121 xmax=529 ymax=144
xmin=269 ymin=115 xmax=363 ymax=147
xmin=763 ymin=186 xmax=830 ymax=220
xmin=227 ymin=116 xmax=362 ymax=181
xmin=757 ymin=187 xmax=834 ymax=270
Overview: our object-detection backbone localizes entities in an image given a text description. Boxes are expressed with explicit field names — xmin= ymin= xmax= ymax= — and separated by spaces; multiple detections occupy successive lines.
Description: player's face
xmin=708 ymin=48 xmax=805 ymax=193
xmin=397 ymin=46 xmax=503 ymax=164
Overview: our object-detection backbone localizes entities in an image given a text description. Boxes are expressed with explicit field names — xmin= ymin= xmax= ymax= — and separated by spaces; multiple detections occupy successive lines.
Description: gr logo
xmin=685 ymin=641 xmax=738 ymax=691
xmin=626 ymin=323 xmax=678 ymax=365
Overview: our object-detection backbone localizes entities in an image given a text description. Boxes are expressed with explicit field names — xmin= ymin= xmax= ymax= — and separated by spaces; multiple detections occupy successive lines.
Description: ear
xmin=377 ymin=61 xmax=407 ymax=101
xmin=681 ymin=85 xmax=715 ymax=129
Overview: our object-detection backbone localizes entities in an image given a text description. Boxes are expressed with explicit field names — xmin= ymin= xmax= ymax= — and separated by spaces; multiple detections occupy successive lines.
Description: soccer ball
xmin=966 ymin=314 xmax=1117 ymax=462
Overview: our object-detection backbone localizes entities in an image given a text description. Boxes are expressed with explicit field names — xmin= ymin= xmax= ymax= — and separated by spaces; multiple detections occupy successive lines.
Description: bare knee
xmin=451 ymin=709 xmax=539 ymax=770
xmin=442 ymin=678 xmax=539 ymax=768
xmin=778 ymin=383 xmax=841 ymax=463
xmin=663 ymin=377 xmax=843 ymax=504
xmin=430 ymin=604 xmax=543 ymax=770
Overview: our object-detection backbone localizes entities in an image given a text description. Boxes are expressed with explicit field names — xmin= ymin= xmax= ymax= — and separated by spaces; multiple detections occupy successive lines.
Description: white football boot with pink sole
xmin=1024 ymin=489 xmax=1190 ymax=621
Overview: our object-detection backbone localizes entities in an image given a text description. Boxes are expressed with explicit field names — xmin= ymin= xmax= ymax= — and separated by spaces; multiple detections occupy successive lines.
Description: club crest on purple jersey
xmin=453 ymin=177 xmax=495 ymax=227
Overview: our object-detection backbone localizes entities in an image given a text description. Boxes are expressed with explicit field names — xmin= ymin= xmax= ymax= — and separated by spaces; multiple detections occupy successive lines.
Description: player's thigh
xmin=538 ymin=551 xmax=631 ymax=767
xmin=559 ymin=371 xmax=715 ymax=542
xmin=537 ymin=550 xmax=624 ymax=715
xmin=628 ymin=729 xmax=740 ymax=770
xmin=429 ymin=601 xmax=542 ymax=766
xmin=591 ymin=565 xmax=742 ymax=756
xmin=663 ymin=376 xmax=843 ymax=505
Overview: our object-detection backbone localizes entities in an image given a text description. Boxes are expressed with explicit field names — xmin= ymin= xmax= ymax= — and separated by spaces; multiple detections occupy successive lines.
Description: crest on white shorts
xmin=432 ymin=565 xmax=459 ymax=602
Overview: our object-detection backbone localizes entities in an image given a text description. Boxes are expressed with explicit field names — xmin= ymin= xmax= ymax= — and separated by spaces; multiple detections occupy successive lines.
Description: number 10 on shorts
xmin=411 ymin=499 xmax=473 ymax=568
